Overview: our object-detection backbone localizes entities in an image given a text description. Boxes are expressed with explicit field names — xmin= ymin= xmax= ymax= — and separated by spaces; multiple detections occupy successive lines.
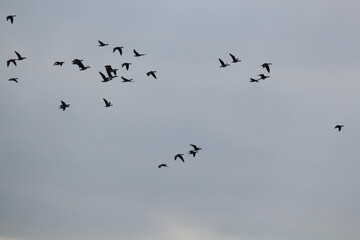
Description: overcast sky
xmin=1 ymin=1 xmax=360 ymax=240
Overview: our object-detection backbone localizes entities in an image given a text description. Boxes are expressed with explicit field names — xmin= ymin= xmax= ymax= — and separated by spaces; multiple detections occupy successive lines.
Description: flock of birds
xmin=158 ymin=144 xmax=203 ymax=168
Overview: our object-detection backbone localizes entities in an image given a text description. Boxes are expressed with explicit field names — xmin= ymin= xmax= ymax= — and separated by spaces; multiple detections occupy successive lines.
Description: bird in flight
xmin=72 ymin=59 xmax=90 ymax=71
xmin=104 ymin=65 xmax=118 ymax=79
xmin=59 ymin=100 xmax=70 ymax=111
xmin=188 ymin=150 xmax=197 ymax=157
xmin=113 ymin=46 xmax=123 ymax=55
xmin=98 ymin=40 xmax=108 ymax=47
xmin=334 ymin=125 xmax=344 ymax=132
xmin=6 ymin=15 xmax=16 ymax=24
xmin=99 ymin=71 xmax=111 ymax=82
xmin=219 ymin=58 xmax=230 ymax=68
xmin=133 ymin=49 xmax=145 ymax=57
xmin=229 ymin=53 xmax=241 ymax=63
xmin=103 ymin=98 xmax=113 ymax=107
xmin=14 ymin=51 xmax=26 ymax=61
xmin=158 ymin=164 xmax=168 ymax=168
xmin=121 ymin=76 xmax=134 ymax=82
xmin=146 ymin=71 xmax=157 ymax=79
xmin=122 ymin=62 xmax=131 ymax=70
xmin=8 ymin=78 xmax=18 ymax=83
xmin=250 ymin=78 xmax=260 ymax=83
xmin=258 ymin=74 xmax=269 ymax=80
xmin=261 ymin=63 xmax=272 ymax=73
xmin=6 ymin=59 xmax=17 ymax=67
xmin=190 ymin=144 xmax=202 ymax=152
xmin=53 ymin=61 xmax=64 ymax=66
xmin=174 ymin=154 xmax=185 ymax=162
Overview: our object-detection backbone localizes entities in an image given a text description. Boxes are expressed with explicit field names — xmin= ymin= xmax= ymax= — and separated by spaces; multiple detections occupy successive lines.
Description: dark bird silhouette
xmin=14 ymin=51 xmax=26 ymax=61
xmin=258 ymin=74 xmax=269 ymax=80
xmin=261 ymin=63 xmax=272 ymax=73
xmin=59 ymin=100 xmax=70 ymax=111
xmin=103 ymin=98 xmax=112 ymax=107
xmin=53 ymin=61 xmax=64 ymax=66
xmin=104 ymin=65 xmax=118 ymax=79
xmin=72 ymin=59 xmax=90 ymax=71
xmin=190 ymin=144 xmax=202 ymax=152
xmin=133 ymin=49 xmax=145 ymax=57
xmin=8 ymin=78 xmax=18 ymax=83
xmin=99 ymin=71 xmax=111 ymax=82
xmin=188 ymin=150 xmax=197 ymax=157
xmin=229 ymin=53 xmax=241 ymax=63
xmin=174 ymin=154 xmax=185 ymax=162
xmin=6 ymin=15 xmax=16 ymax=24
xmin=98 ymin=40 xmax=108 ymax=47
xmin=6 ymin=59 xmax=17 ymax=67
xmin=219 ymin=58 xmax=230 ymax=68
xmin=334 ymin=125 xmax=344 ymax=132
xmin=113 ymin=46 xmax=123 ymax=55
xmin=158 ymin=164 xmax=168 ymax=168
xmin=146 ymin=71 xmax=157 ymax=79
xmin=250 ymin=78 xmax=260 ymax=83
xmin=122 ymin=62 xmax=131 ymax=70
xmin=121 ymin=76 xmax=134 ymax=82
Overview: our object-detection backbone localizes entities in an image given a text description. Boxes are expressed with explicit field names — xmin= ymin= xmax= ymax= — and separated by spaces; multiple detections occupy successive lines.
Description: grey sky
xmin=1 ymin=1 xmax=360 ymax=240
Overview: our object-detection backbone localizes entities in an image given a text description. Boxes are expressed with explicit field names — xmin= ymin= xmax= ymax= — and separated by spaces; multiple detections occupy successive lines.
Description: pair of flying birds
xmin=158 ymin=144 xmax=202 ymax=168
xmin=6 ymin=51 xmax=26 ymax=67
xmin=59 ymin=98 xmax=113 ymax=111
xmin=219 ymin=53 xmax=241 ymax=68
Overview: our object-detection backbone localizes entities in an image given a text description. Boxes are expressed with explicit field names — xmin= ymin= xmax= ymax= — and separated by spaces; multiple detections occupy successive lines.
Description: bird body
xmin=103 ymin=98 xmax=112 ymax=107
xmin=59 ymin=100 xmax=70 ymax=111
xmin=334 ymin=125 xmax=344 ymax=132
xmin=158 ymin=164 xmax=168 ymax=168
xmin=188 ymin=150 xmax=197 ymax=157
xmin=146 ymin=71 xmax=157 ymax=79
xmin=8 ymin=78 xmax=18 ymax=83
xmin=98 ymin=40 xmax=108 ymax=47
xmin=121 ymin=76 xmax=134 ymax=82
xmin=258 ymin=74 xmax=269 ymax=80
xmin=250 ymin=78 xmax=260 ymax=82
xmin=174 ymin=154 xmax=185 ymax=162
xmin=133 ymin=49 xmax=145 ymax=57
xmin=6 ymin=59 xmax=17 ymax=67
xmin=53 ymin=61 xmax=64 ymax=66
xmin=219 ymin=58 xmax=230 ymax=68
xmin=14 ymin=51 xmax=26 ymax=60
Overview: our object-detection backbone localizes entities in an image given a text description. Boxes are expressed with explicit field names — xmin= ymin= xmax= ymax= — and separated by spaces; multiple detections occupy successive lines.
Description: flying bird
xmin=72 ymin=59 xmax=90 ymax=71
xmin=174 ymin=154 xmax=185 ymax=162
xmin=146 ymin=71 xmax=157 ymax=79
xmin=229 ymin=53 xmax=241 ymax=63
xmin=188 ymin=150 xmax=197 ymax=157
xmin=261 ymin=63 xmax=272 ymax=73
xmin=190 ymin=144 xmax=202 ymax=152
xmin=122 ymin=62 xmax=131 ymax=70
xmin=6 ymin=15 xmax=16 ymax=24
xmin=104 ymin=65 xmax=118 ymax=79
xmin=8 ymin=78 xmax=18 ymax=83
xmin=258 ymin=74 xmax=269 ymax=80
xmin=133 ymin=49 xmax=145 ymax=57
xmin=158 ymin=164 xmax=168 ymax=168
xmin=121 ymin=76 xmax=134 ymax=82
xmin=250 ymin=78 xmax=260 ymax=83
xmin=6 ymin=59 xmax=17 ymax=67
xmin=98 ymin=40 xmax=108 ymax=47
xmin=53 ymin=61 xmax=64 ymax=66
xmin=113 ymin=46 xmax=123 ymax=55
xmin=59 ymin=100 xmax=70 ymax=111
xmin=334 ymin=125 xmax=344 ymax=132
xmin=99 ymin=71 xmax=111 ymax=82
xmin=103 ymin=98 xmax=113 ymax=107
xmin=14 ymin=51 xmax=26 ymax=60
xmin=219 ymin=58 xmax=230 ymax=68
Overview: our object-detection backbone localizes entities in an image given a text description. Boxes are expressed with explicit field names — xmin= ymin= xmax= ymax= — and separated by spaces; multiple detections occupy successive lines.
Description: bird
xmin=188 ymin=150 xmax=197 ymax=157
xmin=8 ymin=78 xmax=18 ymax=83
xmin=258 ymin=74 xmax=269 ymax=80
xmin=59 ymin=100 xmax=70 ymax=111
xmin=104 ymin=65 xmax=118 ymax=79
xmin=174 ymin=154 xmax=185 ymax=162
xmin=99 ymin=71 xmax=111 ymax=82
xmin=53 ymin=61 xmax=64 ymax=66
xmin=79 ymin=65 xmax=90 ymax=71
xmin=219 ymin=58 xmax=230 ymax=68
xmin=158 ymin=164 xmax=168 ymax=168
xmin=133 ymin=49 xmax=145 ymax=57
xmin=98 ymin=40 xmax=108 ymax=47
xmin=261 ymin=63 xmax=272 ymax=73
xmin=103 ymin=98 xmax=112 ymax=107
xmin=113 ymin=46 xmax=123 ymax=55
xmin=146 ymin=71 xmax=157 ymax=79
xmin=334 ymin=125 xmax=344 ymax=132
xmin=6 ymin=59 xmax=17 ymax=67
xmin=6 ymin=15 xmax=16 ymax=24
xmin=229 ymin=53 xmax=241 ymax=63
xmin=14 ymin=51 xmax=26 ymax=61
xmin=250 ymin=78 xmax=260 ymax=83
xmin=190 ymin=144 xmax=202 ymax=152
xmin=72 ymin=59 xmax=90 ymax=71
xmin=122 ymin=62 xmax=131 ymax=70
xmin=121 ymin=76 xmax=134 ymax=82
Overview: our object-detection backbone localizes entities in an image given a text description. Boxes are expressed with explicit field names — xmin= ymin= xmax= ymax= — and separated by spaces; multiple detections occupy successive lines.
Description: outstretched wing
xmin=219 ymin=58 xmax=225 ymax=65
xmin=14 ymin=51 xmax=22 ymax=59
xmin=229 ymin=53 xmax=236 ymax=61
xmin=103 ymin=98 xmax=109 ymax=105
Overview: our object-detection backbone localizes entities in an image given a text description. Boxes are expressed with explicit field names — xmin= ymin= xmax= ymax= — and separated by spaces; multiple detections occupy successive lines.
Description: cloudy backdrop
xmin=1 ymin=1 xmax=360 ymax=240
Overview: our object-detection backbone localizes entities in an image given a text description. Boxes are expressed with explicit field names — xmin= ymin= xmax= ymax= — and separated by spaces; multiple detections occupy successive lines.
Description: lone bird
xmin=72 ymin=59 xmax=90 ymax=71
xmin=98 ymin=40 xmax=108 ymax=47
xmin=158 ymin=164 xmax=168 ymax=168
xmin=8 ymin=78 xmax=18 ymax=83
xmin=219 ymin=58 xmax=230 ymax=68
xmin=258 ymin=74 xmax=269 ymax=80
xmin=174 ymin=154 xmax=185 ymax=162
xmin=190 ymin=144 xmax=202 ymax=152
xmin=250 ymin=78 xmax=260 ymax=83
xmin=121 ymin=76 xmax=134 ymax=82
xmin=146 ymin=71 xmax=157 ymax=79
xmin=14 ymin=51 xmax=26 ymax=61
xmin=122 ymin=62 xmax=131 ymax=70
xmin=113 ymin=46 xmax=123 ymax=55
xmin=6 ymin=59 xmax=17 ymax=67
xmin=99 ymin=71 xmax=111 ymax=82
xmin=59 ymin=100 xmax=70 ymax=111
xmin=229 ymin=53 xmax=241 ymax=63
xmin=6 ymin=15 xmax=16 ymax=24
xmin=188 ymin=150 xmax=197 ymax=157
xmin=53 ymin=61 xmax=64 ymax=66
xmin=133 ymin=49 xmax=145 ymax=57
xmin=334 ymin=125 xmax=344 ymax=132
xmin=103 ymin=98 xmax=112 ymax=107
xmin=261 ymin=63 xmax=272 ymax=73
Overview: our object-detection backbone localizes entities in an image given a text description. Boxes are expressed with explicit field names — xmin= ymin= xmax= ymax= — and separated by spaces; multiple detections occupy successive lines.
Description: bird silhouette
xmin=8 ymin=78 xmax=18 ymax=83
xmin=133 ymin=49 xmax=145 ymax=57
xmin=190 ymin=144 xmax=202 ymax=152
xmin=261 ymin=63 xmax=272 ymax=73
xmin=104 ymin=65 xmax=118 ymax=79
xmin=113 ymin=46 xmax=123 ymax=55
xmin=14 ymin=51 xmax=26 ymax=61
xmin=188 ymin=150 xmax=197 ymax=157
xmin=53 ymin=61 xmax=64 ymax=66
xmin=146 ymin=71 xmax=157 ymax=79
xmin=98 ymin=40 xmax=108 ymax=47
xmin=219 ymin=58 xmax=230 ymax=68
xmin=122 ymin=62 xmax=131 ymax=70
xmin=121 ymin=76 xmax=134 ymax=82
xmin=250 ymin=78 xmax=260 ymax=83
xmin=6 ymin=15 xmax=16 ymax=24
xmin=6 ymin=59 xmax=17 ymax=67
xmin=103 ymin=98 xmax=112 ymax=107
xmin=59 ymin=101 xmax=70 ymax=111
xmin=158 ymin=164 xmax=168 ymax=168
xmin=99 ymin=71 xmax=111 ymax=82
xmin=334 ymin=125 xmax=344 ymax=132
xmin=258 ymin=74 xmax=269 ymax=80
xmin=229 ymin=53 xmax=241 ymax=63
xmin=174 ymin=154 xmax=185 ymax=162
xmin=72 ymin=59 xmax=90 ymax=71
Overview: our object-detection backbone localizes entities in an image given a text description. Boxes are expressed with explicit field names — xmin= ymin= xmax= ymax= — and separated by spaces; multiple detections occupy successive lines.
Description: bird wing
xmin=98 ymin=40 xmax=104 ymax=45
xmin=103 ymin=98 xmax=109 ymax=105
xmin=190 ymin=144 xmax=197 ymax=150
xmin=150 ymin=71 xmax=156 ymax=79
xmin=229 ymin=53 xmax=236 ymax=61
xmin=99 ymin=71 xmax=107 ymax=80
xmin=265 ymin=65 xmax=270 ymax=73
xmin=179 ymin=155 xmax=185 ymax=162
xmin=219 ymin=58 xmax=225 ymax=65
xmin=133 ymin=49 xmax=139 ymax=55
xmin=61 ymin=101 xmax=66 ymax=105
xmin=14 ymin=51 xmax=22 ymax=59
